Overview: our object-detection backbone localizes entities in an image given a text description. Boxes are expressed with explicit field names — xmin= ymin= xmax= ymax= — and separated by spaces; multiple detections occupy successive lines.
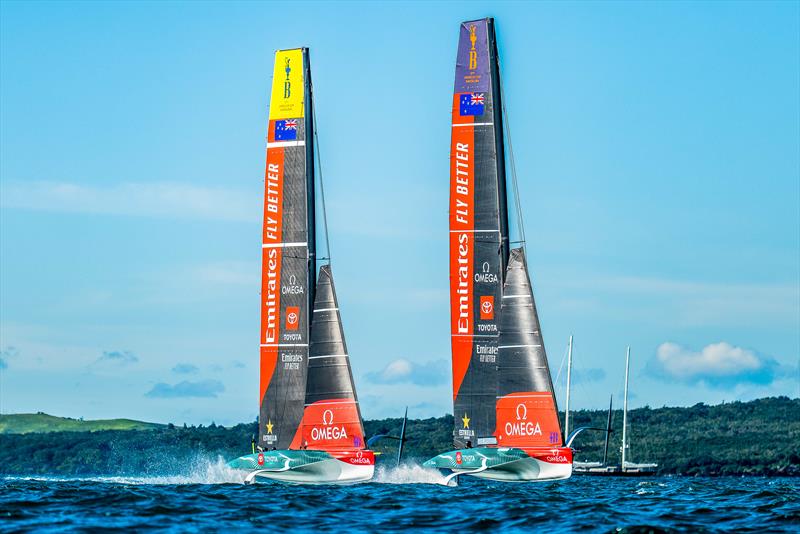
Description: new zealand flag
xmin=275 ymin=119 xmax=298 ymax=141
xmin=459 ymin=93 xmax=485 ymax=116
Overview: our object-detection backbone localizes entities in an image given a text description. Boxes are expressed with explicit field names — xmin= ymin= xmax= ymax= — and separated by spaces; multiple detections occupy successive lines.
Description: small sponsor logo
xmin=468 ymin=25 xmax=478 ymax=70
xmin=283 ymin=57 xmax=291 ymax=99
xmin=322 ymin=409 xmax=334 ymax=425
xmin=257 ymin=453 xmax=264 ymax=465
xmin=349 ymin=450 xmax=371 ymax=465
xmin=286 ymin=306 xmax=300 ymax=330
xmin=475 ymin=261 xmax=498 ymax=283
xmin=455 ymin=451 xmax=462 ymax=465
xmin=282 ymin=274 xmax=304 ymax=295
xmin=480 ymin=295 xmax=494 ymax=320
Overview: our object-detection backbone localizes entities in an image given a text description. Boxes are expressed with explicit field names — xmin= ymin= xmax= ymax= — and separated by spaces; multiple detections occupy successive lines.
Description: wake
xmin=373 ymin=462 xmax=447 ymax=485
xmin=2 ymin=456 xmax=245 ymax=485
xmin=3 ymin=459 xmax=449 ymax=486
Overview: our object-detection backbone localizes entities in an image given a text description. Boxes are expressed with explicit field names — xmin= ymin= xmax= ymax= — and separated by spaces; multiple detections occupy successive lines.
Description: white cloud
xmin=648 ymin=341 xmax=783 ymax=388
xmin=0 ymin=180 xmax=259 ymax=222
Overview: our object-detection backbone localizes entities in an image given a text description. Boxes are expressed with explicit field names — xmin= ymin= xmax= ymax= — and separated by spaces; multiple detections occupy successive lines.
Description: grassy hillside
xmin=0 ymin=413 xmax=164 ymax=434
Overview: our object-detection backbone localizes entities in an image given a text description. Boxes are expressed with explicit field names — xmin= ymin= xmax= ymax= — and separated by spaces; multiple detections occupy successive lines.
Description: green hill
xmin=0 ymin=413 xmax=164 ymax=434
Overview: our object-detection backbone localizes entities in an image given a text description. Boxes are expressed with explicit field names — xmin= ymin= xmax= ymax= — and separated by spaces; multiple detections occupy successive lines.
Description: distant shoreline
xmin=1 ymin=396 xmax=798 ymax=477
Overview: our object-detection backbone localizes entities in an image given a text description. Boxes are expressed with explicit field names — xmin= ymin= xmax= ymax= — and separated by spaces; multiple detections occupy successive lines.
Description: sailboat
xmin=423 ymin=18 xmax=572 ymax=483
xmin=573 ymin=347 xmax=657 ymax=476
xmin=227 ymin=48 xmax=374 ymax=484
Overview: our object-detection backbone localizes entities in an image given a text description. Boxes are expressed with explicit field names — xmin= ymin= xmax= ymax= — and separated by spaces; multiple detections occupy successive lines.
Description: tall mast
xmin=622 ymin=346 xmax=630 ymax=469
xmin=603 ymin=395 xmax=613 ymax=466
xmin=303 ymin=47 xmax=316 ymax=310
xmin=487 ymin=18 xmax=510 ymax=274
xmin=564 ymin=335 xmax=573 ymax=440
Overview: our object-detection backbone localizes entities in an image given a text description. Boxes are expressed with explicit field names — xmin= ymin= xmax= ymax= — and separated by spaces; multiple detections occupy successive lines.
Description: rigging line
xmin=496 ymin=55 xmax=526 ymax=256
xmin=553 ymin=342 xmax=569 ymax=390
xmin=311 ymin=81 xmax=332 ymax=268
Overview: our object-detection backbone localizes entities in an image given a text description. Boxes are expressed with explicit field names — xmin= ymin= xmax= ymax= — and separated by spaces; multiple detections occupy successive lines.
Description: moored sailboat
xmin=228 ymin=48 xmax=373 ymax=484
xmin=574 ymin=347 xmax=657 ymax=476
xmin=423 ymin=18 xmax=572 ymax=483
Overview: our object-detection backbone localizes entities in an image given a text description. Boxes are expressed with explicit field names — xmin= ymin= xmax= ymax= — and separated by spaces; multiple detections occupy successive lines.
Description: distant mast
xmin=622 ymin=346 xmax=631 ymax=469
xmin=564 ymin=335 xmax=573 ymax=440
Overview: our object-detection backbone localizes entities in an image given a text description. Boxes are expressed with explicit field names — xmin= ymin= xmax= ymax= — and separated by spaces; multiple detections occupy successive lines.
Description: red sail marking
xmin=494 ymin=392 xmax=563 ymax=448
xmin=450 ymin=93 xmax=475 ymax=401
xmin=290 ymin=399 xmax=365 ymax=451
xmin=258 ymin=143 xmax=285 ymax=403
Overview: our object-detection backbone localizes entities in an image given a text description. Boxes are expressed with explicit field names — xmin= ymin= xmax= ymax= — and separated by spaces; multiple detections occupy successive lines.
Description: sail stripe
xmin=452 ymin=122 xmax=494 ymax=127
xmin=267 ymin=140 xmax=306 ymax=148
xmin=308 ymin=354 xmax=348 ymax=360
xmin=260 ymin=343 xmax=309 ymax=347
xmin=261 ymin=242 xmax=308 ymax=248
xmin=304 ymin=400 xmax=360 ymax=407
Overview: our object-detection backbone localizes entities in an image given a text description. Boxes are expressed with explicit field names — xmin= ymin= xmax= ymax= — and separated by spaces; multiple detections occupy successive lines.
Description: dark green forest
xmin=1 ymin=397 xmax=797 ymax=476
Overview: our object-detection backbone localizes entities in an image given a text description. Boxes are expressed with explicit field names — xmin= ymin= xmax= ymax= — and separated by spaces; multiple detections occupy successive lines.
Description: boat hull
xmin=228 ymin=449 xmax=374 ymax=484
xmin=423 ymin=446 xmax=572 ymax=482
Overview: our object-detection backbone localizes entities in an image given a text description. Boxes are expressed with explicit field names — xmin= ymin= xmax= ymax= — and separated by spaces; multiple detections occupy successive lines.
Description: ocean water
xmin=1 ymin=460 xmax=798 ymax=532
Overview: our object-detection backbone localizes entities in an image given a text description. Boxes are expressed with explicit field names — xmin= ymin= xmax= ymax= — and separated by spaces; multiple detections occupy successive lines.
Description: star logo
xmin=266 ymin=419 xmax=274 ymax=434
xmin=462 ymin=413 xmax=470 ymax=429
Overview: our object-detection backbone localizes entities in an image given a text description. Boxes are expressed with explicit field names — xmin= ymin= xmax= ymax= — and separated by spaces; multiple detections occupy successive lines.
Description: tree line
xmin=1 ymin=396 xmax=797 ymax=477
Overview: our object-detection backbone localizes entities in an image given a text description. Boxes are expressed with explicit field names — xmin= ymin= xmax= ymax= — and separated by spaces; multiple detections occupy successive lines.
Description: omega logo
xmin=322 ymin=409 xmax=334 ymax=425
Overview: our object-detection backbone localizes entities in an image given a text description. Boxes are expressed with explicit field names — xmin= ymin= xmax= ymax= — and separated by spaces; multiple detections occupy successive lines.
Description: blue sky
xmin=1 ymin=1 xmax=798 ymax=426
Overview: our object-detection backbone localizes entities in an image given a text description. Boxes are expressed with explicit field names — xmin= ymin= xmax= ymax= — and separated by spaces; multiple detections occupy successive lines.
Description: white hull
xmin=248 ymin=457 xmax=374 ymax=485
xmin=455 ymin=457 xmax=572 ymax=482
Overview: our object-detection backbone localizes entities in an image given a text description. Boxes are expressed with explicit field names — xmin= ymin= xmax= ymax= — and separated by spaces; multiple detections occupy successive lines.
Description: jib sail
xmin=449 ymin=18 xmax=509 ymax=448
xmin=259 ymin=48 xmax=316 ymax=449
xmin=495 ymin=248 xmax=562 ymax=448
xmin=293 ymin=265 xmax=366 ymax=451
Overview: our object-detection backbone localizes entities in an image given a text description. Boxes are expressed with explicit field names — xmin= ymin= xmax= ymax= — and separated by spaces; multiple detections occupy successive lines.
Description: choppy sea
xmin=1 ymin=460 xmax=798 ymax=532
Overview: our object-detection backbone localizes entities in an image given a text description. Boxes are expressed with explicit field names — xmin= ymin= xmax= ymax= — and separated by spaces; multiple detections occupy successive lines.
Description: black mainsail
xmin=448 ymin=18 xmax=562 ymax=449
xmin=258 ymin=48 xmax=365 ymax=453
xmin=449 ymin=18 xmax=509 ymax=448
xmin=259 ymin=48 xmax=314 ymax=450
